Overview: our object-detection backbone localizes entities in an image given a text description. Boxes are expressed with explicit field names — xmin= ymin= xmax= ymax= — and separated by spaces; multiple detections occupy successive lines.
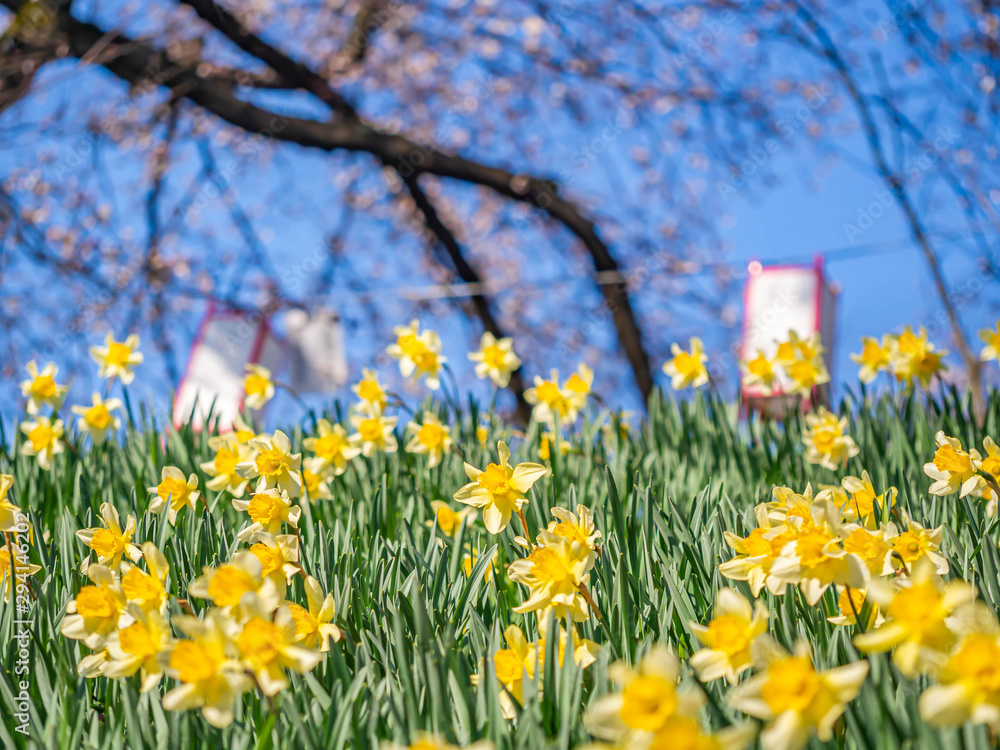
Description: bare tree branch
xmin=13 ymin=0 xmax=654 ymax=404
xmin=395 ymin=169 xmax=533 ymax=421
xmin=790 ymin=0 xmax=984 ymax=419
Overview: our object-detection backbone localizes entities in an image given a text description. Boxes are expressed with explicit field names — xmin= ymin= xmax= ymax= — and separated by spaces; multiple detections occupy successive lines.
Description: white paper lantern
xmin=741 ymin=258 xmax=837 ymax=416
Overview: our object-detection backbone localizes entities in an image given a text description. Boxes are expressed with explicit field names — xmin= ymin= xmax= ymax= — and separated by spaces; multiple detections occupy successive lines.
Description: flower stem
xmin=577 ymin=582 xmax=604 ymax=624
xmin=517 ymin=508 xmax=531 ymax=542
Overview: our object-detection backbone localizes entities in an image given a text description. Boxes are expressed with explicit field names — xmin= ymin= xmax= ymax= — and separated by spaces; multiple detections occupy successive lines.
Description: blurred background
xmin=1 ymin=0 xmax=998 ymax=419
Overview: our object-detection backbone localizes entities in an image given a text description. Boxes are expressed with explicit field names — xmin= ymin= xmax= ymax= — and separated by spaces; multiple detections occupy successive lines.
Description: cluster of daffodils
xmin=446 ymin=442 xmax=607 ymax=716
xmin=585 ymin=645 xmax=755 ymax=750
xmin=851 ymin=326 xmax=947 ymax=388
xmin=242 ymin=321 xmax=521 ymax=421
xmin=523 ymin=364 xmax=594 ymax=462
xmin=64 ymin=492 xmax=339 ymax=727
xmin=712 ymin=480 xmax=938 ymax=746
xmin=524 ymin=364 xmax=594 ymax=425
xmin=582 ymin=582 xmax=872 ymax=750
xmin=720 ymin=478 xmax=939 ymax=610
xmin=853 ymin=558 xmax=1000 ymax=729
xmin=923 ymin=430 xmax=1000 ymax=515
xmin=662 ymin=331 xmax=833 ymax=397
xmin=711 ymin=427 xmax=1000 ymax=742
xmin=18 ymin=333 xmax=141 ymax=469
xmin=740 ymin=331 xmax=830 ymax=397
xmin=801 ymin=406 xmax=860 ymax=470
xmin=387 ymin=319 xmax=449 ymax=390
xmin=18 ymin=361 xmax=68 ymax=469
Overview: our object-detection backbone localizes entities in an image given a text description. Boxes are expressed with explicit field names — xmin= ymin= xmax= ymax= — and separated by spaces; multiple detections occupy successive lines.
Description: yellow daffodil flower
xmin=247 ymin=530 xmax=300 ymax=585
xmin=235 ymin=600 xmax=323 ymax=696
xmin=121 ymin=542 xmax=170 ymax=615
xmin=742 ymin=349 xmax=778 ymax=395
xmin=525 ymin=370 xmax=576 ymax=425
xmin=200 ymin=433 xmax=254 ymax=497
xmin=147 ymin=466 xmax=201 ymax=524
xmin=919 ymin=625 xmax=1000 ymax=729
xmin=689 ymin=588 xmax=768 ymax=684
xmin=469 ymin=331 xmax=521 ymax=388
xmin=489 ymin=624 xmax=536 ymax=718
xmin=585 ymin=647 xmax=714 ymax=745
xmin=546 ymin=504 xmax=601 ymax=551
xmin=187 ymin=551 xmax=282 ymax=616
xmin=301 ymin=456 xmax=334 ymax=501
xmin=90 ymin=332 xmax=143 ymax=384
xmin=405 ymin=411 xmax=452 ymax=467
xmin=71 ymin=392 xmax=122 ymax=445
xmin=60 ymin=564 xmax=130 ymax=649
xmin=19 ymin=415 xmax=64 ymax=469
xmin=0 ymin=544 xmax=42 ymax=603
xmin=349 ymin=407 xmax=398 ymax=457
xmin=0 ymin=474 xmax=23 ymax=533
xmin=386 ymin=319 xmax=425 ymax=375
xmin=923 ymin=431 xmax=984 ymax=497
xmin=884 ymin=512 xmax=949 ymax=574
xmin=237 ymin=429 xmax=303 ymax=497
xmin=162 ymin=610 xmax=253 ymax=728
xmin=891 ymin=326 xmax=947 ymax=388
xmin=303 ymin=419 xmax=360 ymax=475
xmin=287 ymin=575 xmax=342 ymax=652
xmin=104 ymin=606 xmax=174 ymax=692
xmin=508 ymin=529 xmax=594 ymax=622
xmin=840 ymin=525 xmax=893 ymax=578
xmin=19 ymin=360 xmax=67 ymax=414
xmin=387 ymin=321 xmax=447 ymax=389
xmin=538 ymin=430 xmax=570 ymax=461
xmin=77 ymin=645 xmax=112 ymax=679
xmin=76 ymin=502 xmax=141 ymax=572
xmin=232 ymin=487 xmax=301 ymax=541
xmin=351 ymin=368 xmax=388 ymax=411
xmin=854 ymin=559 xmax=974 ymax=676
xmin=787 ymin=358 xmax=830 ymax=395
xmin=777 ymin=330 xmax=824 ymax=363
xmin=757 ymin=484 xmax=819 ymax=529
xmin=719 ymin=522 xmax=796 ymax=597
xmin=243 ymin=363 xmax=275 ymax=410
xmin=837 ymin=470 xmax=896 ymax=528
xmin=827 ymin=586 xmax=881 ymax=629
xmin=428 ymin=501 xmax=471 ymax=538
xmin=663 ymin=337 xmax=709 ymax=390
xmin=768 ymin=499 xmax=868 ymax=606
xmin=454 ymin=441 xmax=547 ymax=534
xmin=979 ymin=321 xmax=1000 ymax=362
xmin=851 ymin=335 xmax=892 ymax=383
xmin=727 ymin=637 xmax=868 ymax=750
xmin=411 ymin=334 xmax=447 ymax=390
xmin=801 ymin=407 xmax=859 ymax=470
xmin=461 ymin=547 xmax=496 ymax=582
xmin=563 ymin=363 xmax=594 ymax=412
xmin=232 ymin=415 xmax=258 ymax=443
